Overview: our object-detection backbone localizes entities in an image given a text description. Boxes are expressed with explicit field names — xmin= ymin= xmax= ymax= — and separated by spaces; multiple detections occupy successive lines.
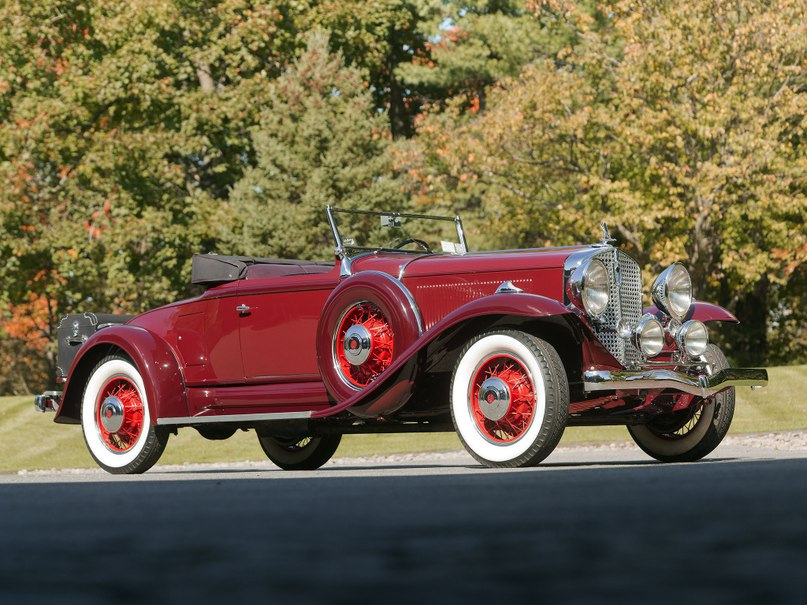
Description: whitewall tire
xmin=450 ymin=330 xmax=568 ymax=467
xmin=80 ymin=355 xmax=169 ymax=474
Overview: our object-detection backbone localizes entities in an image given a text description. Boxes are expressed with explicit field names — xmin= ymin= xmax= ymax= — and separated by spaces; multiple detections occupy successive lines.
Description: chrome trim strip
xmin=398 ymin=254 xmax=431 ymax=280
xmin=157 ymin=411 xmax=313 ymax=425
xmin=583 ymin=368 xmax=769 ymax=398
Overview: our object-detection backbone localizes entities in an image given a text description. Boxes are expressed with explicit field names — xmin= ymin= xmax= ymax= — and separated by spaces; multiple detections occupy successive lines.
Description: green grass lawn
xmin=1 ymin=364 xmax=803 ymax=473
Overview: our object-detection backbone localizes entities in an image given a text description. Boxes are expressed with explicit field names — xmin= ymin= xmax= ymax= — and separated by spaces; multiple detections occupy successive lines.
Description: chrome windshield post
xmin=455 ymin=215 xmax=468 ymax=254
xmin=327 ymin=205 xmax=352 ymax=277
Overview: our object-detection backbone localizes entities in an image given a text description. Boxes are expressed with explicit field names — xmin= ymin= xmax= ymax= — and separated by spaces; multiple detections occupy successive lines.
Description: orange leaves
xmin=1 ymin=293 xmax=50 ymax=352
xmin=83 ymin=201 xmax=113 ymax=240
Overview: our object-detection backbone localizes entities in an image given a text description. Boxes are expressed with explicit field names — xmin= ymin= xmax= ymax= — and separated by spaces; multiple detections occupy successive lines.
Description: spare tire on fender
xmin=316 ymin=271 xmax=423 ymax=417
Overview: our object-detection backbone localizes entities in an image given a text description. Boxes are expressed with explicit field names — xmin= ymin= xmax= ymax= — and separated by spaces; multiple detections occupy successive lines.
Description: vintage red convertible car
xmin=35 ymin=207 xmax=767 ymax=473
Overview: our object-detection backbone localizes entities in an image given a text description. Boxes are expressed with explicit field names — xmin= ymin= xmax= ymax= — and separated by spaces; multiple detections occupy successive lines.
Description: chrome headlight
xmin=676 ymin=320 xmax=709 ymax=356
xmin=651 ymin=263 xmax=692 ymax=321
xmin=632 ymin=315 xmax=665 ymax=357
xmin=567 ymin=258 xmax=610 ymax=318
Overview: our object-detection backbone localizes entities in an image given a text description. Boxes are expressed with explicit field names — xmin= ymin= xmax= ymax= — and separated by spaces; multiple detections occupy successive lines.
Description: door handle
xmin=236 ymin=304 xmax=251 ymax=315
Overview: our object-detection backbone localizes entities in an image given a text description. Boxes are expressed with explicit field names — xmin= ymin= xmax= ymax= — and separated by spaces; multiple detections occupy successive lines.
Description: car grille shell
xmin=592 ymin=249 xmax=643 ymax=368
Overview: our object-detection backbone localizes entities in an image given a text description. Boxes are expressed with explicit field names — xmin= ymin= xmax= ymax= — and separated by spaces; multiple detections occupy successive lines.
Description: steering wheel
xmin=392 ymin=238 xmax=432 ymax=253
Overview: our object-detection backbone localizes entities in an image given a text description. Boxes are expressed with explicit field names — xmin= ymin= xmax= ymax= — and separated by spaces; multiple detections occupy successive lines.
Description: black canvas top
xmin=191 ymin=254 xmax=331 ymax=286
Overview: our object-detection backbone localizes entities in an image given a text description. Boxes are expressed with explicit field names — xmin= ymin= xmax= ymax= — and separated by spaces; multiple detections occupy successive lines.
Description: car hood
xmin=351 ymin=245 xmax=593 ymax=278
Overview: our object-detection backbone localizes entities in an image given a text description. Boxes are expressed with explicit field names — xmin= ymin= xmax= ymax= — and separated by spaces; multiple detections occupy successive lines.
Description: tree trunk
xmin=387 ymin=27 xmax=410 ymax=139
xmin=196 ymin=62 xmax=215 ymax=94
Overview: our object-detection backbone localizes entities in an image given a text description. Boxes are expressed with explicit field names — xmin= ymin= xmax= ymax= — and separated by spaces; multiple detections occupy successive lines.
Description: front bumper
xmin=583 ymin=368 xmax=768 ymax=399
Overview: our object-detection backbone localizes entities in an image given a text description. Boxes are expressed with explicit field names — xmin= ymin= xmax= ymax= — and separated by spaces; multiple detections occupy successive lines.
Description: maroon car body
xmin=35 ymin=207 xmax=768 ymax=473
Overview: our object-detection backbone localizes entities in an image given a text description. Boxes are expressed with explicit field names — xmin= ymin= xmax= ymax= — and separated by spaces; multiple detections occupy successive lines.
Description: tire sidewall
xmin=628 ymin=344 xmax=735 ymax=461
xmin=451 ymin=333 xmax=548 ymax=464
xmin=628 ymin=403 xmax=716 ymax=457
xmin=81 ymin=358 xmax=153 ymax=470
xmin=258 ymin=434 xmax=342 ymax=470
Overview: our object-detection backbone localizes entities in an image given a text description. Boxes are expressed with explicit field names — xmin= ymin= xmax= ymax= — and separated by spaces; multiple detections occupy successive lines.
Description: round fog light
xmin=677 ymin=320 xmax=709 ymax=356
xmin=633 ymin=315 xmax=665 ymax=357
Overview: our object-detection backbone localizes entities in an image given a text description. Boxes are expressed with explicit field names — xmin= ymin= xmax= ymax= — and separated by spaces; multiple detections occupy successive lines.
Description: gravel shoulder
xmin=10 ymin=429 xmax=807 ymax=480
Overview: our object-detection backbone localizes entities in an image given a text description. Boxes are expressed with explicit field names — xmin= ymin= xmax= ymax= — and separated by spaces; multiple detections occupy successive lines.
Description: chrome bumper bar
xmin=34 ymin=391 xmax=61 ymax=413
xmin=583 ymin=368 xmax=768 ymax=399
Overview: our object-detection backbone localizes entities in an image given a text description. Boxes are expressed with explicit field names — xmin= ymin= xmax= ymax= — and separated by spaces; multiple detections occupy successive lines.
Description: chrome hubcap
xmin=343 ymin=324 xmax=372 ymax=366
xmin=477 ymin=377 xmax=511 ymax=421
xmin=99 ymin=396 xmax=125 ymax=433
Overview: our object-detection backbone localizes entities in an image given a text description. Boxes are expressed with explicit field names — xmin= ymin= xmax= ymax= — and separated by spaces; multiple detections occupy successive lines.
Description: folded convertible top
xmin=191 ymin=254 xmax=330 ymax=286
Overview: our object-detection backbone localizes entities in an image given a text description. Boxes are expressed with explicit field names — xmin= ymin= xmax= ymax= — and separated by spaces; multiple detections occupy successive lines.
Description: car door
xmin=236 ymin=272 xmax=338 ymax=381
xmin=172 ymin=293 xmax=244 ymax=386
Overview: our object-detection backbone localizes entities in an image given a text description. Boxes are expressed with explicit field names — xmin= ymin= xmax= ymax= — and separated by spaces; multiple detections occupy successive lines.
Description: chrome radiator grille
xmin=594 ymin=249 xmax=643 ymax=367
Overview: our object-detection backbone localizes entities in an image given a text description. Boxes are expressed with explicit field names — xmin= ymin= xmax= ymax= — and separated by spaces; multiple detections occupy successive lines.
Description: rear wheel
xmin=257 ymin=434 xmax=342 ymax=470
xmin=628 ymin=344 xmax=735 ymax=462
xmin=80 ymin=355 xmax=168 ymax=474
xmin=450 ymin=330 xmax=568 ymax=468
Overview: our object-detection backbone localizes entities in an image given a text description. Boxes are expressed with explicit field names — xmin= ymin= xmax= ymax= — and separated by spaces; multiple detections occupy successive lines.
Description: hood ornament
xmin=596 ymin=222 xmax=616 ymax=247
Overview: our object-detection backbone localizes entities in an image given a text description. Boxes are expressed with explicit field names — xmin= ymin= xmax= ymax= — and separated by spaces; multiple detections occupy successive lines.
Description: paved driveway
xmin=2 ymin=443 xmax=806 ymax=604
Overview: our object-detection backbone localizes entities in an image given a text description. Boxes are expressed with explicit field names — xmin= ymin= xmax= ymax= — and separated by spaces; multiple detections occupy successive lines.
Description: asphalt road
xmin=2 ymin=444 xmax=806 ymax=604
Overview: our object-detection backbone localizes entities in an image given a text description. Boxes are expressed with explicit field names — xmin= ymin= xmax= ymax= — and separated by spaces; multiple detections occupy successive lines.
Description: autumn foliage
xmin=0 ymin=0 xmax=804 ymax=394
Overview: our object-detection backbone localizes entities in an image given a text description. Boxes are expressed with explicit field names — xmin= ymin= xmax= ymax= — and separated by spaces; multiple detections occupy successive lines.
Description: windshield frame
xmin=326 ymin=206 xmax=469 ymax=261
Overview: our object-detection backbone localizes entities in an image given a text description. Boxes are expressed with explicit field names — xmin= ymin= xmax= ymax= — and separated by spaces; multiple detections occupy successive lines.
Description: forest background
xmin=0 ymin=0 xmax=804 ymax=395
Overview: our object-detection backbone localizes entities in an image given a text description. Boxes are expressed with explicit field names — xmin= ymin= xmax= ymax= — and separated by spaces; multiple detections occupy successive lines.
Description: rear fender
xmin=312 ymin=293 xmax=575 ymax=418
xmin=644 ymin=301 xmax=738 ymax=324
xmin=54 ymin=325 xmax=187 ymax=425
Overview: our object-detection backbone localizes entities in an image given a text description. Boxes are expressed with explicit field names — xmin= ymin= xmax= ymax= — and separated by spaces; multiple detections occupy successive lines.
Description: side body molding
xmin=644 ymin=301 xmax=739 ymax=324
xmin=312 ymin=292 xmax=574 ymax=419
xmin=54 ymin=325 xmax=187 ymax=425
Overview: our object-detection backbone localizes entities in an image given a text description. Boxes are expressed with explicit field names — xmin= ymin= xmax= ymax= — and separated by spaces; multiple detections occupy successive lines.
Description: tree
xmin=404 ymin=0 xmax=806 ymax=364
xmin=302 ymin=0 xmax=429 ymax=138
xmin=397 ymin=0 xmax=589 ymax=113
xmin=222 ymin=30 xmax=407 ymax=260
xmin=0 ymin=0 xmax=304 ymax=393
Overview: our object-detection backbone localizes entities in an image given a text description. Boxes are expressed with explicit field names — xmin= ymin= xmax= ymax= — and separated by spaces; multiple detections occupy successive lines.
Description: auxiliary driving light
xmin=633 ymin=315 xmax=665 ymax=357
xmin=676 ymin=320 xmax=709 ymax=357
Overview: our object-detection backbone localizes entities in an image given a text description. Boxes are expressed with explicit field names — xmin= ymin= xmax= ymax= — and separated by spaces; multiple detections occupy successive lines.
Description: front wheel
xmin=80 ymin=355 xmax=169 ymax=474
xmin=450 ymin=330 xmax=568 ymax=468
xmin=257 ymin=434 xmax=342 ymax=470
xmin=628 ymin=344 xmax=735 ymax=462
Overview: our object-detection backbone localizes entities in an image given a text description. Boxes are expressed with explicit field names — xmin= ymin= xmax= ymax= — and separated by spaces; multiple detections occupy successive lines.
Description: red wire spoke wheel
xmin=95 ymin=377 xmax=145 ymax=452
xmin=316 ymin=271 xmax=422 ymax=416
xmin=334 ymin=302 xmax=395 ymax=388
xmin=470 ymin=354 xmax=536 ymax=443
xmin=451 ymin=330 xmax=568 ymax=468
xmin=80 ymin=355 xmax=169 ymax=474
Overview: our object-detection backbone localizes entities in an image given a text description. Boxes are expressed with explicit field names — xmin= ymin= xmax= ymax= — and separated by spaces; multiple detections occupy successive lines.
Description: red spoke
xmin=335 ymin=303 xmax=395 ymax=388
xmin=471 ymin=354 xmax=537 ymax=444
xmin=96 ymin=377 xmax=144 ymax=453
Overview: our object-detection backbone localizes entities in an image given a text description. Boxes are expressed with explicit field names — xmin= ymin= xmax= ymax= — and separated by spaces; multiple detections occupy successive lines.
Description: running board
xmin=157 ymin=411 xmax=313 ymax=426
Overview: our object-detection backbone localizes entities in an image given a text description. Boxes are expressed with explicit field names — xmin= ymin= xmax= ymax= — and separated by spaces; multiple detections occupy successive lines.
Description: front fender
xmin=644 ymin=301 xmax=738 ymax=324
xmin=54 ymin=325 xmax=187 ymax=425
xmin=312 ymin=292 xmax=573 ymax=418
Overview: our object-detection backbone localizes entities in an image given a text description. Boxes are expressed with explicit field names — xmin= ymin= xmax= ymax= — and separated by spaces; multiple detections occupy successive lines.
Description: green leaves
xmin=406 ymin=0 xmax=806 ymax=363
xmin=222 ymin=30 xmax=406 ymax=259
xmin=0 ymin=0 xmax=803 ymax=394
